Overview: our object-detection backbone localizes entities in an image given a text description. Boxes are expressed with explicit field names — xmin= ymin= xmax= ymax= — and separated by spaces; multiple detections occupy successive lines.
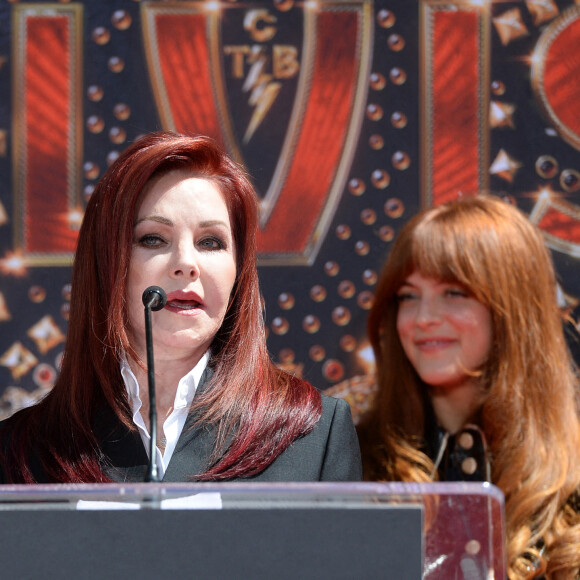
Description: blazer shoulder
xmin=319 ymin=392 xmax=356 ymax=428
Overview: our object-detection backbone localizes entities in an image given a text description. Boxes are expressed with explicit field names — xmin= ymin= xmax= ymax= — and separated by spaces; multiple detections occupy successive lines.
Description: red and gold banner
xmin=12 ymin=5 xmax=83 ymax=265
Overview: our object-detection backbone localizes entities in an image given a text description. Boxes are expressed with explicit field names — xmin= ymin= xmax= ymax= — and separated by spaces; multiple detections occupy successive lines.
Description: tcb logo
xmin=142 ymin=0 xmax=373 ymax=265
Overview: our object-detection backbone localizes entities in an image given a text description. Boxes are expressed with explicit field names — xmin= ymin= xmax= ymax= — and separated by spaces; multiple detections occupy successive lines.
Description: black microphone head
xmin=142 ymin=286 xmax=167 ymax=311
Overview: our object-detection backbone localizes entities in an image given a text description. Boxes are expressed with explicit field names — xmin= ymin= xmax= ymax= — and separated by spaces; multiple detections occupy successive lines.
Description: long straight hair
xmin=359 ymin=195 xmax=580 ymax=579
xmin=1 ymin=132 xmax=321 ymax=482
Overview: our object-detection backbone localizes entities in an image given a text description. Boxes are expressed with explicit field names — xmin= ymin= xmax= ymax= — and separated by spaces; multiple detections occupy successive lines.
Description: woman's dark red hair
xmin=0 ymin=132 xmax=321 ymax=482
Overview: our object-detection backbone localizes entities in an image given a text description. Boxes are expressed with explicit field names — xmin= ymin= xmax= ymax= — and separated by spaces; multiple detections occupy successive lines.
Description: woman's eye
xmin=445 ymin=287 xmax=468 ymax=298
xmin=137 ymin=234 xmax=165 ymax=247
xmin=396 ymin=291 xmax=417 ymax=303
xmin=199 ymin=237 xmax=225 ymax=250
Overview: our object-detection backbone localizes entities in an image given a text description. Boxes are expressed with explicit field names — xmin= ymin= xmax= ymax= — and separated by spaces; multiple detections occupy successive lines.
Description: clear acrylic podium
xmin=0 ymin=481 xmax=505 ymax=579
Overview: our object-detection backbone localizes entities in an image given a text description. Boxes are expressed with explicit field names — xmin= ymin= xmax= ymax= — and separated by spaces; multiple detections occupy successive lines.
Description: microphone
xmin=141 ymin=285 xmax=167 ymax=483
xmin=142 ymin=285 xmax=167 ymax=312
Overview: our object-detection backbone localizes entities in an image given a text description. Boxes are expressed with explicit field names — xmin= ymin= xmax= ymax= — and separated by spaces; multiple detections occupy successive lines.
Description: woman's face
xmin=126 ymin=170 xmax=237 ymax=365
xmin=396 ymin=271 xmax=492 ymax=390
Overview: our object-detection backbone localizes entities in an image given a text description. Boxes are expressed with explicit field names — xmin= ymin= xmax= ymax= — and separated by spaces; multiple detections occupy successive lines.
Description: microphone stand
xmin=142 ymin=286 xmax=167 ymax=483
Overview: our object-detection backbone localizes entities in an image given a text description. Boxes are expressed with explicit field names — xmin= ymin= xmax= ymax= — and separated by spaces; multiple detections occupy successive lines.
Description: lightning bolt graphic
xmin=242 ymin=47 xmax=281 ymax=144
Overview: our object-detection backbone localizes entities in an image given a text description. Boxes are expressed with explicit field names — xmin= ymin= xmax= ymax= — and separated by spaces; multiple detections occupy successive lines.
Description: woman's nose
xmin=415 ymin=297 xmax=442 ymax=327
xmin=171 ymin=245 xmax=199 ymax=279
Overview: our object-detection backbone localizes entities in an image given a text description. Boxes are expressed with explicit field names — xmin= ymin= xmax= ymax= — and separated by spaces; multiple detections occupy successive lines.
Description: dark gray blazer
xmin=0 ymin=370 xmax=361 ymax=483
xmin=100 ymin=394 xmax=361 ymax=483
xmin=96 ymin=368 xmax=362 ymax=483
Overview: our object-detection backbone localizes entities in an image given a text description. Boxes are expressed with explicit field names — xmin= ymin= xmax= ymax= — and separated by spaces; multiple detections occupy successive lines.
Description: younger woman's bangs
xmin=404 ymin=217 xmax=487 ymax=300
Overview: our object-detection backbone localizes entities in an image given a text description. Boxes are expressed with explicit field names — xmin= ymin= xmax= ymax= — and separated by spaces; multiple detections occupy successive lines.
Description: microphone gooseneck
xmin=141 ymin=285 xmax=167 ymax=483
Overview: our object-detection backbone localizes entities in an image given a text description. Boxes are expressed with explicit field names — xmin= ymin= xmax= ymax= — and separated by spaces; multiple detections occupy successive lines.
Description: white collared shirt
xmin=120 ymin=351 xmax=210 ymax=479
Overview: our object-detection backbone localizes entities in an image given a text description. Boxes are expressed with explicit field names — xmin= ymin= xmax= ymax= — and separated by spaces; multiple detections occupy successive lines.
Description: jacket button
xmin=461 ymin=457 xmax=477 ymax=475
xmin=458 ymin=431 xmax=474 ymax=450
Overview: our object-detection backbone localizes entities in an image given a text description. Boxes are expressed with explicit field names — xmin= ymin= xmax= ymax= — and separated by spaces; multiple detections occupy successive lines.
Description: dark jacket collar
xmin=96 ymin=366 xmax=215 ymax=482
xmin=422 ymin=398 xmax=490 ymax=482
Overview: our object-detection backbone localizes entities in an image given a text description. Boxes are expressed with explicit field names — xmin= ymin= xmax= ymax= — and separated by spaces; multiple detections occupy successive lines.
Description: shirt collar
xmin=120 ymin=351 xmax=210 ymax=419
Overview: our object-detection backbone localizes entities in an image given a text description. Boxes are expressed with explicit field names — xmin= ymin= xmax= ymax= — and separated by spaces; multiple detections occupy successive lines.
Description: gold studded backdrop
xmin=1 ymin=0 xmax=580 ymax=423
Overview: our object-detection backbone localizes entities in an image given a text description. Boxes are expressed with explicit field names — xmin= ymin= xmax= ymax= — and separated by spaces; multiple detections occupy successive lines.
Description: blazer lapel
xmin=94 ymin=403 xmax=149 ymax=482
xmin=96 ymin=366 xmax=218 ymax=483
xmin=162 ymin=366 xmax=217 ymax=482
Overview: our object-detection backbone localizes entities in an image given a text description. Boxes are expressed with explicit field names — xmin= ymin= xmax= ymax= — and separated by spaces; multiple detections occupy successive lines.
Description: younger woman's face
xmin=396 ymin=271 xmax=492 ymax=390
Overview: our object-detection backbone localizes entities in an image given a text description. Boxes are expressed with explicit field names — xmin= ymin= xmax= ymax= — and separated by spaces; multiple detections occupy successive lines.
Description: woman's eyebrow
xmin=199 ymin=219 xmax=230 ymax=229
xmin=134 ymin=215 xmax=229 ymax=229
xmin=134 ymin=214 xmax=173 ymax=227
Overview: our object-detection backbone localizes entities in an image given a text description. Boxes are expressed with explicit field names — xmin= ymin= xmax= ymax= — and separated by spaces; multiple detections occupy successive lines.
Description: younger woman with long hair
xmin=0 ymin=131 xmax=361 ymax=483
xmin=358 ymin=195 xmax=580 ymax=579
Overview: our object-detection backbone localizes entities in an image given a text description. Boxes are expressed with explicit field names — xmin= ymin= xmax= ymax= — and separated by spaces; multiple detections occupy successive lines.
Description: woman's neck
xmin=428 ymin=379 xmax=486 ymax=434
xmin=128 ymin=353 xmax=203 ymax=431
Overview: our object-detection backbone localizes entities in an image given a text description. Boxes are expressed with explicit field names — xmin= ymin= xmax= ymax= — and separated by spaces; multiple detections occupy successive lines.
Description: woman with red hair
xmin=358 ymin=195 xmax=580 ymax=579
xmin=0 ymin=131 xmax=361 ymax=483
